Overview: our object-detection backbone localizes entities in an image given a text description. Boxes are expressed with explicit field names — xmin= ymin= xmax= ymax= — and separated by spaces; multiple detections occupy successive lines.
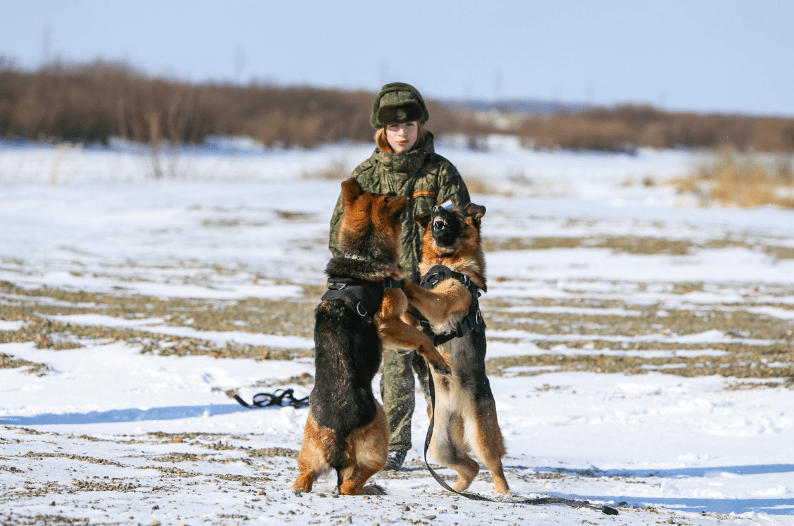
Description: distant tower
xmin=380 ymin=59 xmax=390 ymax=86
xmin=43 ymin=24 xmax=51 ymax=66
xmin=235 ymin=45 xmax=245 ymax=82
xmin=493 ymin=69 xmax=502 ymax=101
xmin=658 ymin=89 xmax=668 ymax=110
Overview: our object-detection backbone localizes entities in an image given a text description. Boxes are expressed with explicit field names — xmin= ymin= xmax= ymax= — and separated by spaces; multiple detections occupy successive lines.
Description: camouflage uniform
xmin=328 ymin=129 xmax=470 ymax=457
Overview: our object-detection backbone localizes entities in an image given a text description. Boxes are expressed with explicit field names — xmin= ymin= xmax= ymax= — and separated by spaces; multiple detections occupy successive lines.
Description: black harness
xmin=418 ymin=264 xmax=485 ymax=345
xmin=321 ymin=276 xmax=404 ymax=318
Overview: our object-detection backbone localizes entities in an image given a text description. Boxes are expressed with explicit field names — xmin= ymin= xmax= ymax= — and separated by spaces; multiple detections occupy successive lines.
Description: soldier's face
xmin=385 ymin=121 xmax=419 ymax=153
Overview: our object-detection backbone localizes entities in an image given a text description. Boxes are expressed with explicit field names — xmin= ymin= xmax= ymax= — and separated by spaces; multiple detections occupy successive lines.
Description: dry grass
xmin=3 ymin=61 xmax=794 ymax=153
xmin=461 ymin=174 xmax=497 ymax=195
xmin=672 ymin=149 xmax=794 ymax=208
xmin=298 ymin=159 xmax=351 ymax=180
xmin=516 ymin=105 xmax=794 ymax=152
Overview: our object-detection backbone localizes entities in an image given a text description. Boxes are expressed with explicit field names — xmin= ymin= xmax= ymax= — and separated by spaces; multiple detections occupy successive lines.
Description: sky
xmin=1 ymin=0 xmax=793 ymax=117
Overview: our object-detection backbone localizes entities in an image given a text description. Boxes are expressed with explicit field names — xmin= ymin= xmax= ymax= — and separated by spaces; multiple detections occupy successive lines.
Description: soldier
xmin=328 ymin=82 xmax=471 ymax=470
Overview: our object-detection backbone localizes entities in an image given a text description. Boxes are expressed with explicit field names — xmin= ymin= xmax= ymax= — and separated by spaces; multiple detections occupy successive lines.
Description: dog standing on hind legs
xmin=404 ymin=202 xmax=510 ymax=495
xmin=291 ymin=178 xmax=450 ymax=496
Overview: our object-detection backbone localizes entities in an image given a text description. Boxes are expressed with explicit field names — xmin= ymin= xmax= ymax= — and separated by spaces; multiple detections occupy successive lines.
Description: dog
xmin=403 ymin=202 xmax=510 ymax=494
xmin=291 ymin=178 xmax=449 ymax=496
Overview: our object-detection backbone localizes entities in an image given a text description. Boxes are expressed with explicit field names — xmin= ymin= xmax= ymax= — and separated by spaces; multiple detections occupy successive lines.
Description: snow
xmin=1 ymin=136 xmax=793 ymax=525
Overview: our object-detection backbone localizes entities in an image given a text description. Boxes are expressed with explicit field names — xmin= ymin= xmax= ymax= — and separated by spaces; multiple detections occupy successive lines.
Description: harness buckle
xmin=356 ymin=302 xmax=368 ymax=317
xmin=383 ymin=277 xmax=404 ymax=290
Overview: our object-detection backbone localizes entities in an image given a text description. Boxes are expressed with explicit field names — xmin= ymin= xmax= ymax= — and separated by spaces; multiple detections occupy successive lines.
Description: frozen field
xmin=1 ymin=137 xmax=793 ymax=525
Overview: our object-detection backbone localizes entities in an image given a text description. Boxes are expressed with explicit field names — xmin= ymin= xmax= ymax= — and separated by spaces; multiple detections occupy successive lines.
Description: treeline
xmin=1 ymin=62 xmax=793 ymax=152
xmin=0 ymin=62 xmax=486 ymax=149
xmin=515 ymin=105 xmax=794 ymax=152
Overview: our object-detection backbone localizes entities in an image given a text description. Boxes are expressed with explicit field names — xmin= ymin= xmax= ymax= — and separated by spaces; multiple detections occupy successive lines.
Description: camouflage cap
xmin=370 ymin=82 xmax=430 ymax=128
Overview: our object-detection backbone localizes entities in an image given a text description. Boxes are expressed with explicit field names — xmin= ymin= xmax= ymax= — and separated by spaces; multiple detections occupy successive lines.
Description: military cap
xmin=370 ymin=82 xmax=430 ymax=128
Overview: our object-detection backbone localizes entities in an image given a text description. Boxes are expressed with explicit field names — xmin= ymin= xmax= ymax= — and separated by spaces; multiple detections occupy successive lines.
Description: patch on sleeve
xmin=412 ymin=189 xmax=437 ymax=199
xmin=438 ymin=199 xmax=454 ymax=210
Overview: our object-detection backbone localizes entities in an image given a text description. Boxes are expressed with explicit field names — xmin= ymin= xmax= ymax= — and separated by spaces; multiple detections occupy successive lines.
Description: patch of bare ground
xmin=483 ymin=289 xmax=794 ymax=381
xmin=3 ymin=250 xmax=793 ymax=385
xmin=484 ymin=234 xmax=794 ymax=258
xmin=0 ymin=352 xmax=50 ymax=376
xmin=0 ymin=281 xmax=315 ymax=369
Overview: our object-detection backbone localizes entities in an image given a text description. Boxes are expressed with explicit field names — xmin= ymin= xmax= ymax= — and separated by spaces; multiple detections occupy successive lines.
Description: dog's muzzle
xmin=432 ymin=215 xmax=449 ymax=233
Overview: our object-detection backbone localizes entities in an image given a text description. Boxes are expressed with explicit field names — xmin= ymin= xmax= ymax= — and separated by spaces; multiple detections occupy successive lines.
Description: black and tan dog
xmin=403 ymin=203 xmax=510 ymax=494
xmin=291 ymin=178 xmax=449 ymax=496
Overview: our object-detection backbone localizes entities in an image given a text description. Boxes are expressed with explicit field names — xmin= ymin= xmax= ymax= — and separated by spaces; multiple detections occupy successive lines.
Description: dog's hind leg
xmin=430 ymin=409 xmax=479 ymax=492
xmin=468 ymin=400 xmax=510 ymax=494
xmin=292 ymin=468 xmax=318 ymax=494
xmin=338 ymin=405 xmax=389 ymax=495
xmin=338 ymin=464 xmax=383 ymax=495
xmin=291 ymin=414 xmax=328 ymax=494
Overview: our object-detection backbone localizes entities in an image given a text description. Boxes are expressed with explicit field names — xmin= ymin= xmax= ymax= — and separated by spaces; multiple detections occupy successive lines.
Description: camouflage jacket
xmin=329 ymin=132 xmax=470 ymax=284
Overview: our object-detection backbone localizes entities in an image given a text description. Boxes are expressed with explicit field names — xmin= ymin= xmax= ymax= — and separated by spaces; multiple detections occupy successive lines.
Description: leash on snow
xmin=233 ymin=388 xmax=309 ymax=409
xmin=422 ymin=372 xmax=619 ymax=516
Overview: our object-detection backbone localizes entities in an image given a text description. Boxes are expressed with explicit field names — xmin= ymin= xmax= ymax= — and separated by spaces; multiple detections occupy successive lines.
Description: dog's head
xmin=415 ymin=202 xmax=486 ymax=259
xmin=337 ymin=178 xmax=409 ymax=262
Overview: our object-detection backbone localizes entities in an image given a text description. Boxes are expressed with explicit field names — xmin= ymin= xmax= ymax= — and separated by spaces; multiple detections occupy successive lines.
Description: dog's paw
xmin=388 ymin=265 xmax=406 ymax=281
xmin=361 ymin=484 xmax=386 ymax=496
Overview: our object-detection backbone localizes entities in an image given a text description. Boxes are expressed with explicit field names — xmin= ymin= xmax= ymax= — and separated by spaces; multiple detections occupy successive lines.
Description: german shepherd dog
xmin=291 ymin=178 xmax=449 ymax=496
xmin=403 ymin=203 xmax=510 ymax=494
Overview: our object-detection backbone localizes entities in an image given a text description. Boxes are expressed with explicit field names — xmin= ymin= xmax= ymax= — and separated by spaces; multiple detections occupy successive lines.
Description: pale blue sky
xmin=2 ymin=0 xmax=793 ymax=116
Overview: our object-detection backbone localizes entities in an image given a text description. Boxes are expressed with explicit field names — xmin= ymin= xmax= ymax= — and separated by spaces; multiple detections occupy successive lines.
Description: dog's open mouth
xmin=431 ymin=211 xmax=461 ymax=249
xmin=432 ymin=216 xmax=449 ymax=233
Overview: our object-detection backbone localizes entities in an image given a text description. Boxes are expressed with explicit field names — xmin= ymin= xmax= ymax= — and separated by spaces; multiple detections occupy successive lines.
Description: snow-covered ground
xmin=1 ymin=137 xmax=793 ymax=525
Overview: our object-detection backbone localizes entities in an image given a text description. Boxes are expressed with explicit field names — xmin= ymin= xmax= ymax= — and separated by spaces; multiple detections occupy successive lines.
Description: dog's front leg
xmin=402 ymin=280 xmax=471 ymax=328
xmin=376 ymin=290 xmax=450 ymax=375
xmin=380 ymin=320 xmax=450 ymax=376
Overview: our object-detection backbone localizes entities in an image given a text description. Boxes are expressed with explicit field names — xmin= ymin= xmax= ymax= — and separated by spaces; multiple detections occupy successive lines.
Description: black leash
xmin=233 ymin=388 xmax=309 ymax=409
xmin=422 ymin=367 xmax=618 ymax=515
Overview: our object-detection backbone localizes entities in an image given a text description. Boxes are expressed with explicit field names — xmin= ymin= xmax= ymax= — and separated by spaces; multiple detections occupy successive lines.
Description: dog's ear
xmin=341 ymin=177 xmax=363 ymax=206
xmin=464 ymin=203 xmax=486 ymax=224
xmin=414 ymin=212 xmax=432 ymax=230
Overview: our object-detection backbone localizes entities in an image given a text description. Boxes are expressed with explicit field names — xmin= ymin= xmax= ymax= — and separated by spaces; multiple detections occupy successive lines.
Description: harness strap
xmin=321 ymin=276 xmax=404 ymax=318
xmin=418 ymin=265 xmax=485 ymax=344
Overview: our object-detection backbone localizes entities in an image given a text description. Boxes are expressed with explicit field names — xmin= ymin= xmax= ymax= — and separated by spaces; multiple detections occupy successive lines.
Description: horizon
xmin=2 ymin=0 xmax=793 ymax=118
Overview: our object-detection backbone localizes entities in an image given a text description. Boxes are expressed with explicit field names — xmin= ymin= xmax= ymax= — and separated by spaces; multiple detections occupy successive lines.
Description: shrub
xmin=672 ymin=149 xmax=794 ymax=208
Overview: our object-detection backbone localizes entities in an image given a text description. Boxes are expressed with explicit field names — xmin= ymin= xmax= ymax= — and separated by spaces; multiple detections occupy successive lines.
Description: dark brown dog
xmin=403 ymin=203 xmax=510 ymax=494
xmin=291 ymin=178 xmax=448 ymax=496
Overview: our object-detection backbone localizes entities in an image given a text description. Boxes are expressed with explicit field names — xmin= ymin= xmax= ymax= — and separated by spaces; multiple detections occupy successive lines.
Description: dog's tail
xmin=335 ymin=467 xmax=343 ymax=493
xmin=328 ymin=433 xmax=350 ymax=492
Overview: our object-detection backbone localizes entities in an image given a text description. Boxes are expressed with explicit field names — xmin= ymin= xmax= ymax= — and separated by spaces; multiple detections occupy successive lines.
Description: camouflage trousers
xmin=379 ymin=348 xmax=432 ymax=455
